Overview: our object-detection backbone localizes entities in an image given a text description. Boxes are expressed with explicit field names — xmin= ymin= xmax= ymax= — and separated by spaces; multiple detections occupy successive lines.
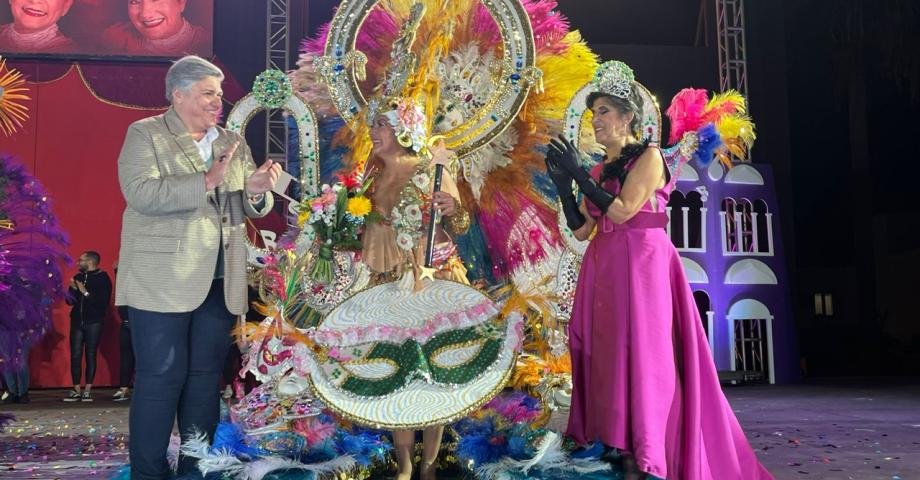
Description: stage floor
xmin=2 ymin=381 xmax=918 ymax=479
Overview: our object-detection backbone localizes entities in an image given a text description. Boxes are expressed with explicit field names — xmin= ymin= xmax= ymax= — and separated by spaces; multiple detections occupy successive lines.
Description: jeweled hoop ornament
xmin=226 ymin=69 xmax=321 ymax=261
xmin=317 ymin=0 xmax=540 ymax=158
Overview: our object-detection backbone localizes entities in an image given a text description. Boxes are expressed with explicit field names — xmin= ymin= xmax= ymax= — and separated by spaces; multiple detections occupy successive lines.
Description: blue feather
xmin=336 ymin=429 xmax=390 ymax=466
xmin=286 ymin=116 xmax=349 ymax=197
xmin=452 ymin=218 xmax=498 ymax=284
xmin=506 ymin=435 xmax=529 ymax=459
xmin=302 ymin=438 xmax=338 ymax=464
xmin=210 ymin=422 xmax=266 ymax=458
xmin=317 ymin=117 xmax=348 ymax=183
xmin=532 ymin=170 xmax=558 ymax=200
xmin=570 ymin=441 xmax=605 ymax=459
xmin=692 ymin=123 xmax=723 ymax=167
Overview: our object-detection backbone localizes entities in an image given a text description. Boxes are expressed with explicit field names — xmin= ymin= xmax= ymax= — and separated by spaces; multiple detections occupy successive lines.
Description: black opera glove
xmin=545 ymin=153 xmax=586 ymax=231
xmin=548 ymin=135 xmax=616 ymax=214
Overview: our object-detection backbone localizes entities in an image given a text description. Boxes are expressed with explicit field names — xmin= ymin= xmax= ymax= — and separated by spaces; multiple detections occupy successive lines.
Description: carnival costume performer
xmin=217 ymin=2 xmax=632 ymax=479
xmin=239 ymin=4 xmax=535 ymax=479
xmin=362 ymin=101 xmax=472 ymax=479
xmin=546 ymin=61 xmax=772 ymax=480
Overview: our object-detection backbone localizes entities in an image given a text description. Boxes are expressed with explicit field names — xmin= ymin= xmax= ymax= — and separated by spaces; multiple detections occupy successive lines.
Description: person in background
xmin=64 ymin=251 xmax=113 ymax=403
xmin=113 ymin=261 xmax=134 ymax=402
xmin=0 ymin=341 xmax=31 ymax=404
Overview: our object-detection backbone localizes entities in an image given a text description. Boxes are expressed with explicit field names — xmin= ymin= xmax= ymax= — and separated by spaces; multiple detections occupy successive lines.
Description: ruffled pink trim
xmin=308 ymin=299 xmax=500 ymax=349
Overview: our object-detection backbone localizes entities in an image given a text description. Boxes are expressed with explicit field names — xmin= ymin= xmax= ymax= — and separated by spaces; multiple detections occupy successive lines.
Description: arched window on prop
xmin=720 ymin=197 xmax=774 ymax=256
xmin=693 ymin=290 xmax=715 ymax=353
xmin=727 ymin=298 xmax=775 ymax=384
xmin=754 ymin=199 xmax=773 ymax=254
xmin=667 ymin=190 xmax=706 ymax=252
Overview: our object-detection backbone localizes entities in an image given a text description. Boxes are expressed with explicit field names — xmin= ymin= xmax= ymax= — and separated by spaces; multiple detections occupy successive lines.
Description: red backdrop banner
xmin=0 ymin=66 xmax=165 ymax=388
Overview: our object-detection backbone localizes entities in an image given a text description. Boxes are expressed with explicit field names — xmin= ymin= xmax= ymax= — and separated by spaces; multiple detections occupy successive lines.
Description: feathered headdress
xmin=367 ymin=3 xmax=431 ymax=154
xmin=296 ymin=0 xmax=596 ymax=279
xmin=0 ymin=154 xmax=70 ymax=373
xmin=666 ymin=88 xmax=756 ymax=167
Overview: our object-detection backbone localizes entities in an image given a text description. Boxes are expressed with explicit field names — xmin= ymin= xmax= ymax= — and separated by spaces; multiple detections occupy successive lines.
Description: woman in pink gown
xmin=544 ymin=63 xmax=773 ymax=480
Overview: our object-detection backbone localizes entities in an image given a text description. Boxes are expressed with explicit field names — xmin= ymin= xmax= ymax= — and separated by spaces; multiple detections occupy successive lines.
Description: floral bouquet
xmin=296 ymin=172 xmax=377 ymax=283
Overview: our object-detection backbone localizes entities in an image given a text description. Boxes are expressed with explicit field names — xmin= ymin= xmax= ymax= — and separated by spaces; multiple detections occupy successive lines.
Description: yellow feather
xmin=704 ymin=90 xmax=747 ymax=115
xmin=727 ymin=141 xmax=748 ymax=159
xmin=533 ymin=31 xmax=598 ymax=122
xmin=716 ymin=114 xmax=756 ymax=149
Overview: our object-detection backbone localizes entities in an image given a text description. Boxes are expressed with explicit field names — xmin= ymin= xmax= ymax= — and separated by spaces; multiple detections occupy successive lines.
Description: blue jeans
xmin=128 ymin=279 xmax=235 ymax=480
xmin=2 ymin=345 xmax=30 ymax=397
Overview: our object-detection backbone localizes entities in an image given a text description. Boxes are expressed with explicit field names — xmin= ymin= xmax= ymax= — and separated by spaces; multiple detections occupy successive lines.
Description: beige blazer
xmin=115 ymin=108 xmax=272 ymax=315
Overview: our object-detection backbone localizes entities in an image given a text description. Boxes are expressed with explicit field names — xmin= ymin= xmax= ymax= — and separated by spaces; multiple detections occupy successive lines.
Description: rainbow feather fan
xmin=666 ymin=87 xmax=756 ymax=167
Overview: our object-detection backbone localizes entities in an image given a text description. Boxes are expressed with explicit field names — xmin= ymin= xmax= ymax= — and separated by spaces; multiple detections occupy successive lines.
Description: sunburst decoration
xmin=0 ymin=56 xmax=30 ymax=137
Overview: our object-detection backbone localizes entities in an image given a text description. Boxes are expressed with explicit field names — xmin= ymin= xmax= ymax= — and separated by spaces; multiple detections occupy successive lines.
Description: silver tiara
xmin=592 ymin=61 xmax=634 ymax=99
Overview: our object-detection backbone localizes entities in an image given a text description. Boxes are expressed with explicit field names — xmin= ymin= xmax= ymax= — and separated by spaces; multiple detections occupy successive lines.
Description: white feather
xmin=178 ymin=431 xmax=211 ymax=460
xmin=197 ymin=450 xmax=246 ymax=477
xmin=474 ymin=430 xmax=612 ymax=479
xmin=243 ymin=455 xmax=358 ymax=480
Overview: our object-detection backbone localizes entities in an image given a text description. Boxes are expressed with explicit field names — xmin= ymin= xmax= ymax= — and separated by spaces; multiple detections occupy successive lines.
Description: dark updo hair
xmin=586 ymin=83 xmax=645 ymax=139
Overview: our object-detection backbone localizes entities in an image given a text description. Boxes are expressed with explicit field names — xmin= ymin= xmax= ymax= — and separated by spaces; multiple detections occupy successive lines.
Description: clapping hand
xmin=549 ymin=135 xmax=616 ymax=213
xmin=545 ymin=151 xmax=573 ymax=197
xmin=548 ymin=135 xmax=588 ymax=182
xmin=205 ymin=141 xmax=239 ymax=191
xmin=246 ymin=160 xmax=283 ymax=196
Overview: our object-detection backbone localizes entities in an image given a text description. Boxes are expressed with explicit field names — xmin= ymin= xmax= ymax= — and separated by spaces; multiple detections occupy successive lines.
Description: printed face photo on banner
xmin=0 ymin=0 xmax=213 ymax=57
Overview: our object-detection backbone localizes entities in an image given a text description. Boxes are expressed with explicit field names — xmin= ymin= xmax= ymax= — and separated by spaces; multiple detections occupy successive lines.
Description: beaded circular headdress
xmin=315 ymin=0 xmax=542 ymax=167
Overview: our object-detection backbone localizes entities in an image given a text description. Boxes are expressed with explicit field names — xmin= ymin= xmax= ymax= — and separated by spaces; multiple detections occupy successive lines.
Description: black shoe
xmin=0 ymin=393 xmax=14 ymax=404
xmin=15 ymin=393 xmax=29 ymax=404
xmin=63 ymin=390 xmax=81 ymax=402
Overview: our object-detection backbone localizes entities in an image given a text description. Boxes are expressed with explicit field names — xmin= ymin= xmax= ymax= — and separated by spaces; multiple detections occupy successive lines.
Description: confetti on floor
xmin=3 ymin=383 xmax=920 ymax=480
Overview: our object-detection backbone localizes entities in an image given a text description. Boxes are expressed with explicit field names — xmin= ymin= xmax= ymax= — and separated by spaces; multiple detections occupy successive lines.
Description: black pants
xmin=128 ymin=279 xmax=235 ymax=480
xmin=119 ymin=322 xmax=135 ymax=388
xmin=70 ymin=322 xmax=103 ymax=385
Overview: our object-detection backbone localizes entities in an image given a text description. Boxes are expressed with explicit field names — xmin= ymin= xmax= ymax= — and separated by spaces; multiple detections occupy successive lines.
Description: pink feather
xmin=291 ymin=416 xmax=338 ymax=448
xmin=477 ymin=191 xmax=561 ymax=277
xmin=301 ymin=7 xmax=408 ymax=86
xmin=527 ymin=1 xmax=571 ymax=55
xmin=473 ymin=1 xmax=570 ymax=54
xmin=665 ymin=88 xmax=709 ymax=144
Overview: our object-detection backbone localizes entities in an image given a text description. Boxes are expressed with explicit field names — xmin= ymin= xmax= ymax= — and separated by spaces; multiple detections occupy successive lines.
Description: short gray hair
xmin=165 ymin=55 xmax=224 ymax=103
